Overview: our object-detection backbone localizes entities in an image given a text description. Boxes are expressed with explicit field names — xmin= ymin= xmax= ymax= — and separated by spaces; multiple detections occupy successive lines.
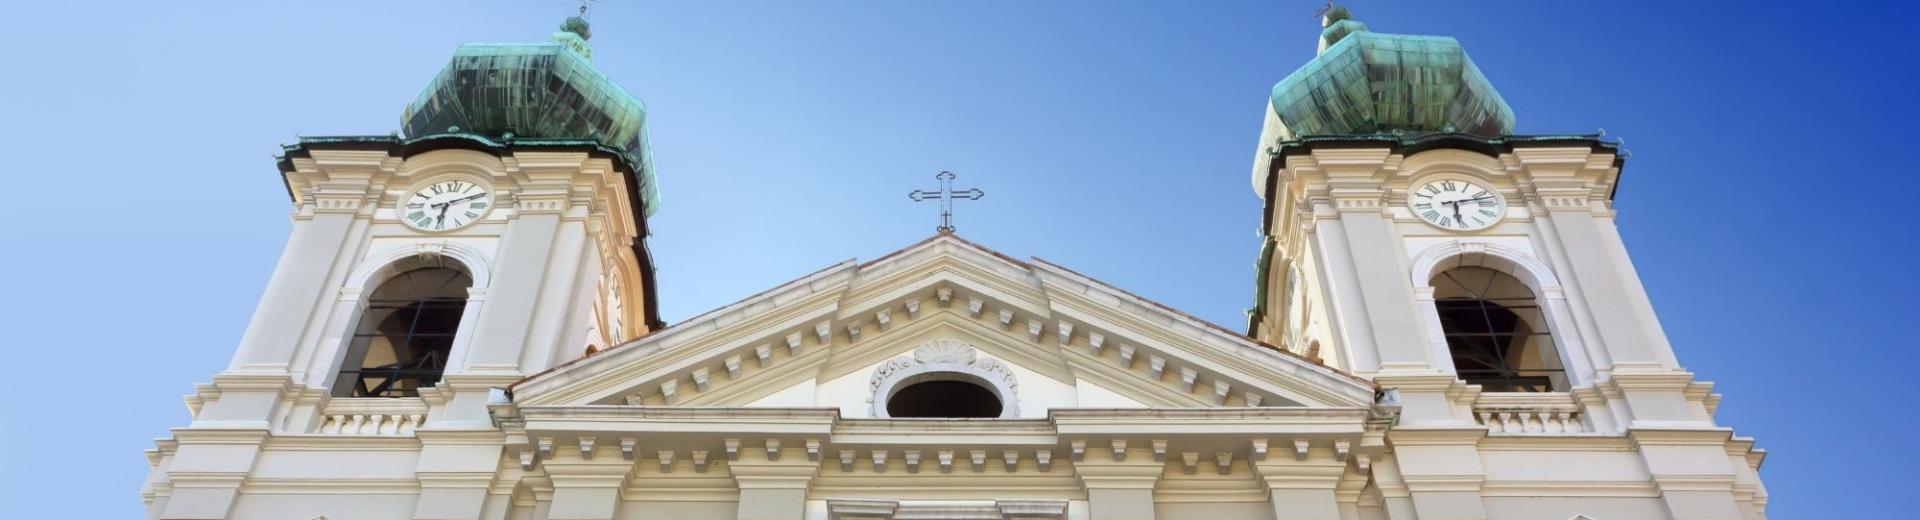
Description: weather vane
xmin=907 ymin=171 xmax=985 ymax=233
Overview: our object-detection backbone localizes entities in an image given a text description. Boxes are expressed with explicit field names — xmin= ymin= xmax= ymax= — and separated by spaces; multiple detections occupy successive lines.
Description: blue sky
xmin=0 ymin=0 xmax=1913 ymax=516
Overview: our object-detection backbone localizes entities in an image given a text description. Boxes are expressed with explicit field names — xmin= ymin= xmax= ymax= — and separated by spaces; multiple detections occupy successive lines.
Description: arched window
xmin=886 ymin=377 xmax=1003 ymax=418
xmin=333 ymin=267 xmax=472 ymax=397
xmin=1432 ymin=266 xmax=1565 ymax=392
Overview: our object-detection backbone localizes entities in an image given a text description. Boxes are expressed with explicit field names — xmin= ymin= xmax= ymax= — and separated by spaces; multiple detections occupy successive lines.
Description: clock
xmin=400 ymin=179 xmax=492 ymax=231
xmin=1407 ymin=177 xmax=1505 ymax=231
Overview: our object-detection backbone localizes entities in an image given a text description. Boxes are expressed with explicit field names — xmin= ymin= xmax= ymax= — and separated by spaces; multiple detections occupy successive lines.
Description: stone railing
xmin=317 ymin=398 xmax=429 ymax=435
xmin=1472 ymin=392 xmax=1585 ymax=434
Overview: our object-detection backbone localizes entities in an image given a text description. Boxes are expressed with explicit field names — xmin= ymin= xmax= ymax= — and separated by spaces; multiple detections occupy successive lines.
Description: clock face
xmin=401 ymin=179 xmax=492 ymax=231
xmin=1408 ymin=178 xmax=1505 ymax=231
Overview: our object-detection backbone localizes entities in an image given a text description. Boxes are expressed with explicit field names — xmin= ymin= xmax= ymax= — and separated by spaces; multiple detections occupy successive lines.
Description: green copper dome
xmin=400 ymin=18 xmax=658 ymax=215
xmin=1269 ymin=7 xmax=1514 ymax=139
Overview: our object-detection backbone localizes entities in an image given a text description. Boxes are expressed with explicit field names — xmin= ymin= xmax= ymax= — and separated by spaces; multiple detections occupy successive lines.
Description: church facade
xmin=143 ymin=9 xmax=1769 ymax=520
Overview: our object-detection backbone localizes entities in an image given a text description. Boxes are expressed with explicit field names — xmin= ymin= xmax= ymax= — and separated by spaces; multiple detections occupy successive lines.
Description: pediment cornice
xmin=511 ymin=234 xmax=1375 ymax=410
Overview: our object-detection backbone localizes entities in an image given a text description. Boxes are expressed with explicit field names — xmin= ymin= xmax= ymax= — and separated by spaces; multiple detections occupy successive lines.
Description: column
xmin=1072 ymin=445 xmax=1164 ymax=520
xmin=730 ymin=447 xmax=819 ymax=520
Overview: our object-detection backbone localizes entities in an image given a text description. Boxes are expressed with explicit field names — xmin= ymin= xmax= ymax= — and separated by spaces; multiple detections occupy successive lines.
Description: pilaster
xmin=1384 ymin=428 xmax=1489 ymax=520
xmin=1250 ymin=450 xmax=1347 ymax=520
xmin=541 ymin=440 xmax=635 ymax=520
xmin=1631 ymin=429 xmax=1745 ymax=520
xmin=729 ymin=448 xmax=819 ymax=520
xmin=157 ymin=429 xmax=269 ymax=520
xmin=411 ymin=430 xmax=509 ymax=520
xmin=1073 ymin=448 xmax=1166 ymax=520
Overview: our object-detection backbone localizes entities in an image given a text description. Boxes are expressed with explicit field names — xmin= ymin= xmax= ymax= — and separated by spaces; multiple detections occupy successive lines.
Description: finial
xmin=561 ymin=17 xmax=592 ymax=40
xmin=1319 ymin=4 xmax=1352 ymax=28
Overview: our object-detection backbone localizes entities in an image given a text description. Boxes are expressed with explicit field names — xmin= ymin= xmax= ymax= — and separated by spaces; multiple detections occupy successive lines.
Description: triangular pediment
xmin=511 ymin=234 xmax=1375 ymax=414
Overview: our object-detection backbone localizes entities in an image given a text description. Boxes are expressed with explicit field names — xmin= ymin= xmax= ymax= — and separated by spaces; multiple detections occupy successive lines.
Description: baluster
xmin=367 ymin=414 xmax=387 ymax=435
xmin=323 ymin=415 xmax=344 ymax=434
xmin=1503 ymin=412 xmax=1521 ymax=433
xmin=403 ymin=414 xmax=424 ymax=435
xmin=1543 ymin=412 xmax=1564 ymax=433
xmin=1478 ymin=412 xmax=1497 ymax=433
xmin=349 ymin=414 xmax=367 ymax=434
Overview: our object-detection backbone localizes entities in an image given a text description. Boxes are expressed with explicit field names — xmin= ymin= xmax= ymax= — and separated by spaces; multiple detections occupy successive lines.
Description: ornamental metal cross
xmin=907 ymin=171 xmax=984 ymax=233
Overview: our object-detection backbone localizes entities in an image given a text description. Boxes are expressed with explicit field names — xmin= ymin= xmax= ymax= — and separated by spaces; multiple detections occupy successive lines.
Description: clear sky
xmin=0 ymin=0 xmax=1913 ymax=517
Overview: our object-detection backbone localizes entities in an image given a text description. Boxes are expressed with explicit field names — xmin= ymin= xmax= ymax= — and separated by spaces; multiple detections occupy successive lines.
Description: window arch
xmin=1431 ymin=266 xmax=1566 ymax=392
xmin=332 ymin=266 xmax=472 ymax=397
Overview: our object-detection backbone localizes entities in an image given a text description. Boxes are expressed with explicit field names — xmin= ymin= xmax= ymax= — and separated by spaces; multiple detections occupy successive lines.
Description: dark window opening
xmin=886 ymin=379 xmax=1002 ymax=418
xmin=1433 ymin=267 xmax=1565 ymax=392
xmin=333 ymin=267 xmax=471 ymax=398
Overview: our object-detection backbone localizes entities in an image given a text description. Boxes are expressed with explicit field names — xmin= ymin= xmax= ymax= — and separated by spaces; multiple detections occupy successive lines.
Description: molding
xmin=866 ymin=340 xmax=1020 ymax=418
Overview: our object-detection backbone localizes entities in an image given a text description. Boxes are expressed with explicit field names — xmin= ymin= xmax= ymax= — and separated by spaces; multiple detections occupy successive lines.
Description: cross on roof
xmin=907 ymin=171 xmax=985 ymax=233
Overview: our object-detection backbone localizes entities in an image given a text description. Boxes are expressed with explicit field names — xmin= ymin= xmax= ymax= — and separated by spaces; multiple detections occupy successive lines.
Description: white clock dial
xmin=401 ymin=179 xmax=492 ymax=231
xmin=1408 ymin=178 xmax=1505 ymax=231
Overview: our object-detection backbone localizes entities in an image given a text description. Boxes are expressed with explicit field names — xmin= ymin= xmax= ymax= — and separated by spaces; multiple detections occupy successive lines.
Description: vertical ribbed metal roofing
xmin=400 ymin=18 xmax=658 ymax=215
xmin=1269 ymin=6 xmax=1515 ymax=139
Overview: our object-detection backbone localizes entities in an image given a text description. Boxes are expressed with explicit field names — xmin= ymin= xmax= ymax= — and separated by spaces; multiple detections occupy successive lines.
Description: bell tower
xmin=1243 ymin=6 xmax=1765 ymax=519
xmin=150 ymin=17 xmax=666 ymax=520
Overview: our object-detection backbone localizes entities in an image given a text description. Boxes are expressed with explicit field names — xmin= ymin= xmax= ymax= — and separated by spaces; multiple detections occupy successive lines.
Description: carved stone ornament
xmin=867 ymin=340 xmax=1020 ymax=418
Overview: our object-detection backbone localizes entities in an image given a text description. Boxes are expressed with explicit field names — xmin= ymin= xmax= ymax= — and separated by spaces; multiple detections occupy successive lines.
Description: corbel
xmin=1151 ymin=440 xmax=1168 ymax=462
xmin=620 ymin=438 xmax=638 ymax=461
xmin=871 ymin=450 xmax=889 ymax=472
xmin=1027 ymin=319 xmax=1044 ymax=341
xmin=1088 ymin=333 xmax=1105 ymax=355
xmin=904 ymin=450 xmax=922 ymax=473
xmin=806 ymin=439 xmax=822 ymax=461
xmin=1213 ymin=381 xmax=1231 ymax=405
xmin=623 ymin=392 xmax=645 ymax=406
xmin=691 ymin=368 xmax=711 ymax=392
xmin=1215 ymin=452 xmax=1233 ymax=475
xmin=936 ymin=287 xmax=953 ymax=306
xmin=519 ymin=449 xmax=537 ymax=470
xmin=692 ymin=450 xmax=710 ymax=473
xmin=968 ymin=297 xmax=984 ymax=317
xmin=1070 ymin=440 xmax=1086 ymax=461
xmin=1355 ymin=454 xmax=1372 ymax=474
xmin=537 ymin=437 xmax=555 ymax=458
xmin=1294 ymin=440 xmax=1311 ymax=460
xmin=1057 ymin=321 xmax=1074 ymax=345
xmin=1110 ymin=439 xmax=1128 ymax=461
xmin=577 ymin=437 xmax=596 ymax=460
xmin=1250 ymin=439 xmax=1268 ymax=461
xmin=875 ymin=309 xmax=892 ymax=331
xmin=724 ymin=439 xmax=741 ymax=461
xmin=658 ymin=380 xmax=678 ymax=404
xmin=840 ymin=450 xmax=857 ymax=472
xmin=1117 ymin=345 xmax=1137 ymax=368
xmin=1003 ymin=450 xmax=1020 ymax=472
xmin=971 ymin=449 xmax=988 ymax=472
xmin=1245 ymin=392 xmax=1264 ymax=408
xmin=765 ymin=438 xmax=783 ymax=461
xmin=1179 ymin=368 xmax=1199 ymax=392
xmin=905 ymin=299 xmax=920 ymax=319
xmin=1035 ymin=450 xmax=1053 ymax=472
xmin=1334 ymin=440 xmax=1350 ymax=461
xmin=1181 ymin=452 xmax=1200 ymax=475
xmin=845 ymin=322 xmax=862 ymax=342
xmin=812 ymin=322 xmax=831 ymax=346
xmin=998 ymin=309 xmax=1015 ymax=330
xmin=793 ymin=330 xmax=811 ymax=355
xmin=723 ymin=355 xmax=743 ymax=380
xmin=755 ymin=344 xmax=774 ymax=368
xmin=657 ymin=450 xmax=675 ymax=473
xmin=939 ymin=450 xmax=955 ymax=473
